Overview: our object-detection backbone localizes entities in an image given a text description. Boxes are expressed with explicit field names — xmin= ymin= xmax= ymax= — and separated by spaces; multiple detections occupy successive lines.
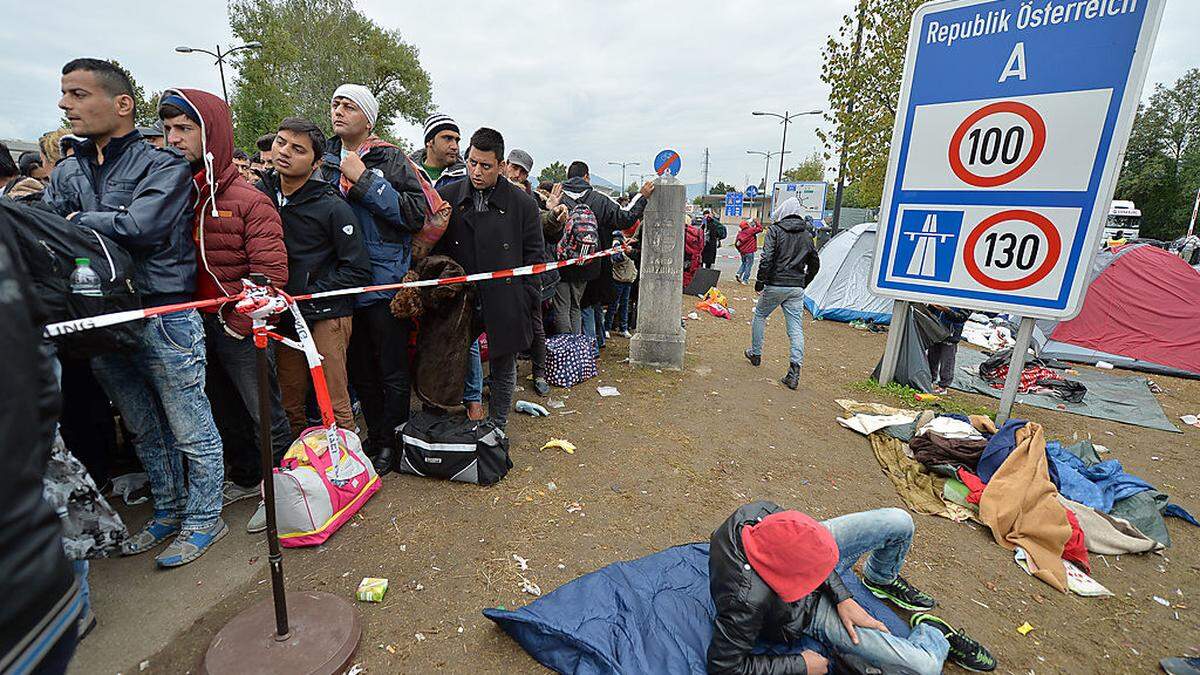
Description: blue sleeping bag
xmin=483 ymin=543 xmax=908 ymax=674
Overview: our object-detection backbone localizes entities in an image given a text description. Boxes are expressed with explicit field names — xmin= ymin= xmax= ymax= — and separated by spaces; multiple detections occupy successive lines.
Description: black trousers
xmin=348 ymin=302 xmax=412 ymax=453
xmin=530 ymin=301 xmax=548 ymax=379
xmin=926 ymin=341 xmax=957 ymax=388
xmin=58 ymin=356 xmax=120 ymax=487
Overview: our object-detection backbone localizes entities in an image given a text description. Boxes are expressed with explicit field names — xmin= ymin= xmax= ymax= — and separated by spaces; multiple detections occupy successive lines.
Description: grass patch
xmin=850 ymin=379 xmax=995 ymax=419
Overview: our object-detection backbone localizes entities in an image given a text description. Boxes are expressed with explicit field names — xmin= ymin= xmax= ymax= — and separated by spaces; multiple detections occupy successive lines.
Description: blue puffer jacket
xmin=43 ymin=130 xmax=195 ymax=306
xmin=321 ymin=137 xmax=426 ymax=307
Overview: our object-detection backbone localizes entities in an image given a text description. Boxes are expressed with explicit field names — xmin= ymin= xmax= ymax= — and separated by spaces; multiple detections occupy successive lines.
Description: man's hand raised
xmin=639 ymin=181 xmax=655 ymax=198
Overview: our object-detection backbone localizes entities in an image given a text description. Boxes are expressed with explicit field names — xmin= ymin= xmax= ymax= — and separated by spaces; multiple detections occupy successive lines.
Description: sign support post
xmin=876 ymin=300 xmax=910 ymax=386
xmin=995 ymin=316 xmax=1035 ymax=424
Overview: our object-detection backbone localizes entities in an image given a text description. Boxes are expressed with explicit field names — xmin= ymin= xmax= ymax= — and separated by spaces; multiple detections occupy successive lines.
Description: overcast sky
xmin=2 ymin=1 xmax=1197 ymax=188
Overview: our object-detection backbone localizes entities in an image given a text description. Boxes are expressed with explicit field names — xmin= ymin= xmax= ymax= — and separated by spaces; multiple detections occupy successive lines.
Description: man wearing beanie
xmin=320 ymin=83 xmax=430 ymax=477
xmin=412 ymin=112 xmax=467 ymax=189
xmin=708 ymin=502 xmax=995 ymax=674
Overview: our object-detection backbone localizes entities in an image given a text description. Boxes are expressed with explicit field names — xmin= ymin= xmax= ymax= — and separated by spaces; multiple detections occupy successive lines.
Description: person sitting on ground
xmin=745 ymin=197 xmax=820 ymax=391
xmin=709 ymin=502 xmax=996 ymax=675
xmin=926 ymin=304 xmax=969 ymax=395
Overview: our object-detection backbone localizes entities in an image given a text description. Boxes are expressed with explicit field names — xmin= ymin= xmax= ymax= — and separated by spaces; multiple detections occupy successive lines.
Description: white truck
xmin=1102 ymin=199 xmax=1142 ymax=241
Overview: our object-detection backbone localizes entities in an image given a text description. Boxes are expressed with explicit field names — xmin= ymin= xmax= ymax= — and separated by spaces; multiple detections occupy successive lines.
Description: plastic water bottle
xmin=69 ymin=258 xmax=103 ymax=297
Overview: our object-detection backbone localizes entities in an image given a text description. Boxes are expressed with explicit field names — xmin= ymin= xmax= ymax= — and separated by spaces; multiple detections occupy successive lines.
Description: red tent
xmin=1035 ymin=244 xmax=1200 ymax=378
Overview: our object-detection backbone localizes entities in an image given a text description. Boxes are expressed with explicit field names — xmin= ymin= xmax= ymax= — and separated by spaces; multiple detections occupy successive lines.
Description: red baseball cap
xmin=740 ymin=511 xmax=839 ymax=603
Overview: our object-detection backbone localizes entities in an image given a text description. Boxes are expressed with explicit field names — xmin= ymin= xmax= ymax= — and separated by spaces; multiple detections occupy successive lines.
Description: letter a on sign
xmin=998 ymin=42 xmax=1027 ymax=83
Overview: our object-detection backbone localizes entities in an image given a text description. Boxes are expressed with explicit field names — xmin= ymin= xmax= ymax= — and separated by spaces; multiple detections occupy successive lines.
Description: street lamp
xmin=747 ymin=149 xmax=790 ymax=220
xmin=175 ymin=41 xmax=263 ymax=102
xmin=608 ymin=161 xmax=639 ymax=194
xmin=751 ymin=109 xmax=821 ymax=182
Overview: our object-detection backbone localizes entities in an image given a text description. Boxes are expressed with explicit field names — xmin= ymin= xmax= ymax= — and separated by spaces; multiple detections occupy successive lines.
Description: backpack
xmin=556 ymin=193 xmax=601 ymax=261
xmin=714 ymin=222 xmax=728 ymax=240
xmin=396 ymin=411 xmax=512 ymax=485
xmin=0 ymin=200 xmax=140 ymax=358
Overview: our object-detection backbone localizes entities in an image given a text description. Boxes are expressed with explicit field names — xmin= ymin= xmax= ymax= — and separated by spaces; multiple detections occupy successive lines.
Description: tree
xmin=537 ymin=161 xmax=567 ymax=185
xmin=1116 ymin=69 xmax=1200 ymax=240
xmin=227 ymin=0 xmax=432 ymax=150
xmin=818 ymin=0 xmax=923 ymax=208
xmin=627 ymin=181 xmax=639 ymax=195
xmin=782 ymin=151 xmax=826 ymax=183
xmin=709 ymin=180 xmax=737 ymax=195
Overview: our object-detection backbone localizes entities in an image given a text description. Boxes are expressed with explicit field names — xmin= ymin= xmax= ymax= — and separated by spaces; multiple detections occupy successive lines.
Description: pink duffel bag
xmin=273 ymin=425 xmax=380 ymax=548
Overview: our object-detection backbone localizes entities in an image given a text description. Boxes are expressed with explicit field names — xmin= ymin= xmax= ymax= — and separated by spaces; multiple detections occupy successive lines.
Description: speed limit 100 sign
xmin=870 ymin=0 xmax=1165 ymax=319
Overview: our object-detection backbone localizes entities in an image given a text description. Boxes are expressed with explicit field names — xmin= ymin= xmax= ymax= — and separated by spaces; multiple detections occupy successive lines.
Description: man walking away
xmin=735 ymin=217 xmax=763 ymax=284
xmin=702 ymin=209 xmax=724 ymax=270
xmin=322 ymin=84 xmax=428 ymax=476
xmin=44 ymin=58 xmax=227 ymax=568
xmin=157 ymin=89 xmax=293 ymax=517
xmin=745 ymin=197 xmax=820 ymax=391
xmin=258 ymin=118 xmax=371 ymax=438
xmin=556 ymin=161 xmax=653 ymax=333
xmin=434 ymin=128 xmax=543 ymax=429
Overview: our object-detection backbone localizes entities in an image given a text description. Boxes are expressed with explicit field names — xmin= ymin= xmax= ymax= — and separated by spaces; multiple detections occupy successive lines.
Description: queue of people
xmin=0 ymin=56 xmax=657 ymax=674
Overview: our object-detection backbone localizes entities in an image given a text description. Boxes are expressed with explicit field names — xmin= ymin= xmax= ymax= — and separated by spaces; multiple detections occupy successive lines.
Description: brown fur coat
xmin=391 ymin=255 xmax=476 ymax=409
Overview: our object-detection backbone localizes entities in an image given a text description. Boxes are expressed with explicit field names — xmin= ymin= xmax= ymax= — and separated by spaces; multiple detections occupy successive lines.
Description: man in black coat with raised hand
xmin=434 ymin=128 xmax=543 ymax=429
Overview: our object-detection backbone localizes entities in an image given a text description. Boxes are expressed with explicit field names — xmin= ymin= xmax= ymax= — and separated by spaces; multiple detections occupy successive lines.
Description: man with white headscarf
xmin=318 ymin=83 xmax=430 ymax=479
xmin=745 ymin=196 xmax=820 ymax=390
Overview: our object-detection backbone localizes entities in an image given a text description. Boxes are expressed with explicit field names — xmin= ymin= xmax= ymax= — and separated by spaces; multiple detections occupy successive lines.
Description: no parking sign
xmin=870 ymin=0 xmax=1166 ymax=319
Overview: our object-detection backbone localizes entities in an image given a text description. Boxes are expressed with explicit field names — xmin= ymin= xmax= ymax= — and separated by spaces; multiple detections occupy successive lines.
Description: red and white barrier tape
xmin=42 ymin=244 xmax=629 ymax=338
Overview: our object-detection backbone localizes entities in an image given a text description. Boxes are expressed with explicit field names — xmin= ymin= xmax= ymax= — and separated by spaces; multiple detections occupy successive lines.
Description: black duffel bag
xmin=395 ymin=411 xmax=512 ymax=485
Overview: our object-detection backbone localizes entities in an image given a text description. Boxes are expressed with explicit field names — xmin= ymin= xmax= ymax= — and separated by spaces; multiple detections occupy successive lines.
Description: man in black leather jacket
xmin=746 ymin=199 xmax=822 ymax=390
xmin=708 ymin=501 xmax=996 ymax=674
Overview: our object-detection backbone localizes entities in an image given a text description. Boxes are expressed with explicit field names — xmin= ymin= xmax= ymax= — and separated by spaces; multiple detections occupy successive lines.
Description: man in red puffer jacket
xmin=158 ymin=88 xmax=292 ymax=515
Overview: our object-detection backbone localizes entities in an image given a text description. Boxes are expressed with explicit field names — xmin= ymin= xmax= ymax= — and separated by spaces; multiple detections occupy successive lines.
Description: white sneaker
xmin=222 ymin=480 xmax=260 ymax=505
xmin=619 ymin=330 xmax=632 ymax=339
xmin=246 ymin=501 xmax=267 ymax=534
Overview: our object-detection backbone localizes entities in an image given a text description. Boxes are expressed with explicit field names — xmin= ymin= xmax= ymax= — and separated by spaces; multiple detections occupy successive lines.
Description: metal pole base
xmin=201 ymin=591 xmax=360 ymax=675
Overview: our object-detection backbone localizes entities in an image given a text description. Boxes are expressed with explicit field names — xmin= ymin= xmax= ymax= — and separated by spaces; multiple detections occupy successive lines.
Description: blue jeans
xmin=750 ymin=285 xmax=806 ymax=366
xmin=737 ymin=252 xmax=755 ymax=283
xmin=809 ymin=509 xmax=950 ymax=675
xmin=92 ymin=310 xmax=224 ymax=530
xmin=463 ymin=338 xmax=483 ymax=403
xmin=581 ymin=304 xmax=604 ymax=356
xmin=605 ymin=282 xmax=633 ymax=331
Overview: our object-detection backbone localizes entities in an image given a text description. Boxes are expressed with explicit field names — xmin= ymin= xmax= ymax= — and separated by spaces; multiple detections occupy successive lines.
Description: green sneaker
xmin=862 ymin=575 xmax=936 ymax=611
xmin=910 ymin=613 xmax=996 ymax=672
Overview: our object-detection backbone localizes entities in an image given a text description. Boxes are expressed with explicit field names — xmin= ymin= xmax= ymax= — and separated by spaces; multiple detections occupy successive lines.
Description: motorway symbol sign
xmin=870 ymin=0 xmax=1165 ymax=319
xmin=654 ymin=149 xmax=681 ymax=176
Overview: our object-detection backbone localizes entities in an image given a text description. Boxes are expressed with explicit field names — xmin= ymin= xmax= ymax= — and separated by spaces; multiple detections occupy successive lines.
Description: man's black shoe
xmin=910 ymin=614 xmax=996 ymax=672
xmin=782 ymin=363 xmax=800 ymax=390
xmin=533 ymin=377 xmax=550 ymax=397
xmin=862 ymin=575 xmax=936 ymax=611
xmin=370 ymin=446 xmax=394 ymax=477
xmin=744 ymin=349 xmax=761 ymax=367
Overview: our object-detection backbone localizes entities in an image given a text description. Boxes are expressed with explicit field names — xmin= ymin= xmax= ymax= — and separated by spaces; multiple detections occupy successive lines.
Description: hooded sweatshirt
xmin=162 ymin=88 xmax=288 ymax=336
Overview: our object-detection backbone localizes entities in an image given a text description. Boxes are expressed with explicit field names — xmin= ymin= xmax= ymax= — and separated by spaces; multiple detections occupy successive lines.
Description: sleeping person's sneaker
xmin=910 ymin=613 xmax=996 ymax=672
xmin=155 ymin=519 xmax=228 ymax=568
xmin=862 ymin=575 xmax=936 ymax=611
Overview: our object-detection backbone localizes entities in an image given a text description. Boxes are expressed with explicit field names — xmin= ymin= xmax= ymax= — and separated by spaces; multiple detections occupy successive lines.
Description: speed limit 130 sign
xmin=870 ymin=0 xmax=1166 ymax=319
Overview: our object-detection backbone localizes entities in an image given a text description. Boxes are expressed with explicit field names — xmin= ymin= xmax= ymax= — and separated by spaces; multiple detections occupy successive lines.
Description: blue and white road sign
xmin=724 ymin=192 xmax=744 ymax=217
xmin=654 ymin=149 xmax=681 ymax=176
xmin=870 ymin=0 xmax=1165 ymax=319
xmin=745 ymin=185 xmax=759 ymax=199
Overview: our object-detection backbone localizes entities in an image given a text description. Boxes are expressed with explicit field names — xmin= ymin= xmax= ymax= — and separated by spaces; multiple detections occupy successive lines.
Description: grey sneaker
xmin=155 ymin=519 xmax=229 ymax=568
xmin=121 ymin=516 xmax=181 ymax=556
xmin=222 ymin=480 xmax=260 ymax=505
xmin=246 ymin=501 xmax=267 ymax=534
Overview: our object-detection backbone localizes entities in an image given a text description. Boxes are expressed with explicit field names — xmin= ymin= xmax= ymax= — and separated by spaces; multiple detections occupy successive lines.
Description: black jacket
xmin=559 ymin=176 xmax=646 ymax=284
xmin=43 ymin=129 xmax=196 ymax=306
xmin=757 ymin=216 xmax=820 ymax=289
xmin=434 ymin=177 xmax=543 ymax=359
xmin=258 ymin=172 xmax=371 ymax=321
xmin=708 ymin=501 xmax=851 ymax=675
xmin=0 ymin=222 xmax=76 ymax=670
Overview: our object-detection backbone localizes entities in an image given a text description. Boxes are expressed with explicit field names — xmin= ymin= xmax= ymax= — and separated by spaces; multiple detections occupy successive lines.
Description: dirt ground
xmin=78 ymin=254 xmax=1199 ymax=675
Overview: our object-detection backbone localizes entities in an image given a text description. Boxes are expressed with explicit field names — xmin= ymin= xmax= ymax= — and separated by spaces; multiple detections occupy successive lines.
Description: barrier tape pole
xmin=42 ymin=244 xmax=630 ymax=338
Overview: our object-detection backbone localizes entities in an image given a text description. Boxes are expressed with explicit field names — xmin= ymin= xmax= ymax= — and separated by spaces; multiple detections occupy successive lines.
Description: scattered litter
xmin=558 ymin=410 xmax=578 ymax=416
xmin=111 ymin=472 xmax=150 ymax=506
xmin=1154 ymin=595 xmax=1172 ymax=607
xmin=1151 ymin=456 xmax=1162 ymax=461
xmin=597 ymin=386 xmax=621 ymax=397
xmin=1147 ymin=379 xmax=1164 ymax=394
xmin=140 ymin=661 xmax=150 ymax=671
xmin=414 ymin=583 xmax=424 ymax=591
xmin=1017 ymin=622 xmax=1035 ymax=636
xmin=557 ymin=563 xmax=566 ymax=570
xmin=971 ymin=599 xmax=990 ymax=609
xmin=415 ymin=632 xmax=426 ymax=642
xmin=914 ymin=393 xmax=939 ymax=403
xmin=547 ymin=481 xmax=557 ymax=492
xmin=546 ymin=398 xmax=566 ymax=409
xmin=1096 ymin=360 xmax=1114 ymax=369
xmin=515 ymin=400 xmax=550 ymax=417
xmin=513 ymin=554 xmax=529 ymax=571
xmin=686 ymin=311 xmax=699 ymax=320
xmin=541 ymin=438 xmax=577 ymax=454
xmin=356 ymin=577 xmax=389 ymax=602
xmin=347 ymin=664 xmax=365 ymax=675
xmin=566 ymin=502 xmax=583 ymax=513
xmin=458 ymin=625 xmax=465 ymax=634
xmin=1181 ymin=414 xmax=1200 ymax=429
xmin=520 ymin=576 xmax=542 ymax=597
